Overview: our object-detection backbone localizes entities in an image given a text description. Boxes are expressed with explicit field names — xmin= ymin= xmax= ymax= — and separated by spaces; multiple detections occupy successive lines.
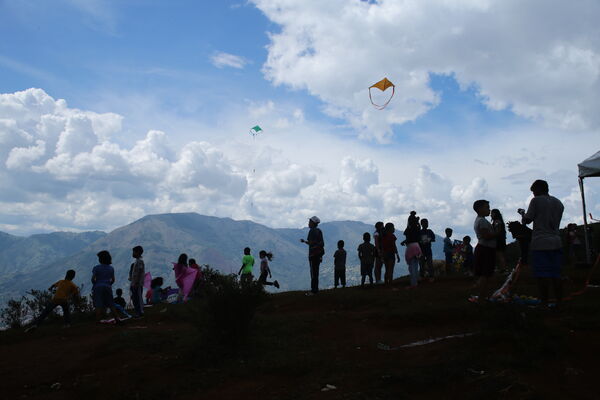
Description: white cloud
xmin=252 ymin=0 xmax=600 ymax=141
xmin=0 ymin=88 xmax=597 ymax=244
xmin=210 ymin=51 xmax=249 ymax=69
xmin=339 ymin=157 xmax=378 ymax=194
xmin=0 ymin=89 xmax=248 ymax=231
xmin=6 ymin=140 xmax=46 ymax=169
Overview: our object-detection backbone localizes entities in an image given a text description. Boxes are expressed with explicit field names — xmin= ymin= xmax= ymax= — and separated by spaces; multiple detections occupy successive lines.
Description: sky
xmin=0 ymin=0 xmax=599 ymax=240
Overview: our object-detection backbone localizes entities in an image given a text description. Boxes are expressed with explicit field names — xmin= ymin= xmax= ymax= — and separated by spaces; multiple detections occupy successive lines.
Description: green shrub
xmin=191 ymin=266 xmax=267 ymax=355
xmin=0 ymin=297 xmax=28 ymax=329
xmin=0 ymin=284 xmax=94 ymax=330
xmin=24 ymin=289 xmax=53 ymax=318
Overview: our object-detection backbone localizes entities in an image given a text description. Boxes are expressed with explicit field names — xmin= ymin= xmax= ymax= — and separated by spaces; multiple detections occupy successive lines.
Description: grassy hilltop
xmin=2 ymin=262 xmax=600 ymax=400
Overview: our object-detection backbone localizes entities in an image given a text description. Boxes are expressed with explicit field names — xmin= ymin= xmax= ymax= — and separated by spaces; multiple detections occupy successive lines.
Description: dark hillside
xmin=2 ymin=266 xmax=600 ymax=399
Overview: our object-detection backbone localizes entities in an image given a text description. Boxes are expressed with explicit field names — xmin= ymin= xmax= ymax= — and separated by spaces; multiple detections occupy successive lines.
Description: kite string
xmin=369 ymin=86 xmax=395 ymax=110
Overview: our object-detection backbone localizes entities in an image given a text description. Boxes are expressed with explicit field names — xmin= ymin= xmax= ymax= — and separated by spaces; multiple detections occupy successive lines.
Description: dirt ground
xmin=2 ymin=269 xmax=599 ymax=400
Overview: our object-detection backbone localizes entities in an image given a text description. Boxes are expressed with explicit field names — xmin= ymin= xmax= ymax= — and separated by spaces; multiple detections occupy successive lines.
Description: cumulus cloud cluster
xmin=0 ymin=89 xmax=247 ymax=232
xmin=0 ymin=88 xmax=595 ymax=238
xmin=252 ymin=0 xmax=600 ymax=141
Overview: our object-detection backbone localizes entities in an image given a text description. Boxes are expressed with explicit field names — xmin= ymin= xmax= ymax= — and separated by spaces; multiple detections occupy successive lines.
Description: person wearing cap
xmin=518 ymin=179 xmax=564 ymax=308
xmin=301 ymin=216 xmax=325 ymax=295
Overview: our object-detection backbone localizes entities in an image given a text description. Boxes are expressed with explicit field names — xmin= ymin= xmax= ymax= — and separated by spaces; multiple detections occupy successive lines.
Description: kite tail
xmin=492 ymin=259 xmax=523 ymax=299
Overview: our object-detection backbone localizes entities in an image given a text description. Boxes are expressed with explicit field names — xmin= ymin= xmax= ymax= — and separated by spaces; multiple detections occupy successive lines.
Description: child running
xmin=358 ymin=232 xmax=376 ymax=286
xmin=238 ymin=247 xmax=255 ymax=287
xmin=25 ymin=269 xmax=79 ymax=331
xmin=333 ymin=240 xmax=347 ymax=288
xmin=258 ymin=250 xmax=280 ymax=288
xmin=92 ymin=250 xmax=122 ymax=324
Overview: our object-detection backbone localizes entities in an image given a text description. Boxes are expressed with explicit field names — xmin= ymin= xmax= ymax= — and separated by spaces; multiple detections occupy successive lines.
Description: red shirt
xmin=380 ymin=233 xmax=397 ymax=253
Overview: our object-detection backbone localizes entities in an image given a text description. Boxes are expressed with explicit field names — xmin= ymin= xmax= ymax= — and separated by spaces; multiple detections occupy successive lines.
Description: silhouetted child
xmin=462 ymin=236 xmax=474 ymax=276
xmin=472 ymin=200 xmax=497 ymax=303
xmin=381 ymin=222 xmax=400 ymax=285
xmin=419 ymin=218 xmax=436 ymax=280
xmin=151 ymin=277 xmax=164 ymax=304
xmin=238 ymin=247 xmax=254 ymax=287
xmin=358 ymin=233 xmax=376 ymax=286
xmin=373 ymin=221 xmax=385 ymax=284
xmin=408 ymin=210 xmax=419 ymax=228
xmin=113 ymin=288 xmax=132 ymax=318
xmin=404 ymin=215 xmax=422 ymax=288
xmin=443 ymin=228 xmax=454 ymax=273
xmin=507 ymin=221 xmax=532 ymax=264
xmin=25 ymin=269 xmax=79 ymax=331
xmin=334 ymin=240 xmax=347 ymax=288
xmin=92 ymin=250 xmax=122 ymax=323
xmin=173 ymin=253 xmax=188 ymax=303
xmin=128 ymin=245 xmax=145 ymax=318
xmin=258 ymin=250 xmax=280 ymax=288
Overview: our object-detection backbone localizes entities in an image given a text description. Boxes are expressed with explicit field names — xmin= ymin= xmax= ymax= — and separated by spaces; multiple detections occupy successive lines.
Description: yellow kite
xmin=369 ymin=77 xmax=395 ymax=110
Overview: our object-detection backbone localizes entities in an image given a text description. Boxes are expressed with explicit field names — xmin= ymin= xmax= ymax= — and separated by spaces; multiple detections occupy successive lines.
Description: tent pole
xmin=580 ymin=177 xmax=591 ymax=264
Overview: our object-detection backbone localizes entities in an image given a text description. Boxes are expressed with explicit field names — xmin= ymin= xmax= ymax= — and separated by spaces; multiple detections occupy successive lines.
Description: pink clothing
xmin=143 ymin=272 xmax=152 ymax=290
xmin=172 ymin=263 xmax=187 ymax=287
xmin=172 ymin=262 xmax=198 ymax=301
xmin=405 ymin=242 xmax=422 ymax=264
xmin=189 ymin=263 xmax=204 ymax=283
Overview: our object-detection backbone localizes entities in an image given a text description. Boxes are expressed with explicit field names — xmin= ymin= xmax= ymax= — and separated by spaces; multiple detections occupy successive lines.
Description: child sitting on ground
xmin=25 ymin=269 xmax=79 ymax=331
xmin=358 ymin=232 xmax=376 ymax=286
xmin=334 ymin=240 xmax=347 ymax=288
xmin=258 ymin=250 xmax=280 ymax=288
xmin=113 ymin=288 xmax=132 ymax=318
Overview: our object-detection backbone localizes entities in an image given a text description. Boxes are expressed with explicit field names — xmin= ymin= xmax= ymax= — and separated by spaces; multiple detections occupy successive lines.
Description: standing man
xmin=129 ymin=245 xmax=145 ymax=318
xmin=518 ymin=180 xmax=564 ymax=308
xmin=301 ymin=216 xmax=324 ymax=295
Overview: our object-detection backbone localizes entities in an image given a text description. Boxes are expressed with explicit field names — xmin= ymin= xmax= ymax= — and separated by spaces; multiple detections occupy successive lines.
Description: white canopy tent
xmin=578 ymin=150 xmax=600 ymax=263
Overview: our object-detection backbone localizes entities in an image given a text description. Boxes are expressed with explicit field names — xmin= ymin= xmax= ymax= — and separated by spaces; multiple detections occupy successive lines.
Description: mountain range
xmin=0 ymin=213 xmax=446 ymax=303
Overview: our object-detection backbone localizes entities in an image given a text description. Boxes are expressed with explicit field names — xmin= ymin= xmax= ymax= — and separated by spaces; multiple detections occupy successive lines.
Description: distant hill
xmin=0 ymin=213 xmax=446 ymax=302
xmin=0 ymin=231 xmax=107 ymax=301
